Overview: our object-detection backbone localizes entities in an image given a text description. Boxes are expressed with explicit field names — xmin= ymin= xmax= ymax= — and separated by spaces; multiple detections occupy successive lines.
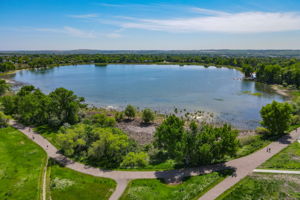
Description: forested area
xmin=0 ymin=54 xmax=300 ymax=87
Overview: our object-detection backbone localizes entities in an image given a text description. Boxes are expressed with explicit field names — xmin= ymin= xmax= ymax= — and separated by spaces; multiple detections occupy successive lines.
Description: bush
xmin=115 ymin=111 xmax=124 ymax=122
xmin=124 ymin=105 xmax=136 ymax=119
xmin=120 ymin=152 xmax=149 ymax=168
xmin=0 ymin=111 xmax=9 ymax=127
xmin=92 ymin=113 xmax=116 ymax=127
xmin=142 ymin=108 xmax=155 ymax=124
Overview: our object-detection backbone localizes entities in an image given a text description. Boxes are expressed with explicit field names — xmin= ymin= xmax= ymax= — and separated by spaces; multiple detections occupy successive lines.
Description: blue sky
xmin=1 ymin=0 xmax=300 ymax=50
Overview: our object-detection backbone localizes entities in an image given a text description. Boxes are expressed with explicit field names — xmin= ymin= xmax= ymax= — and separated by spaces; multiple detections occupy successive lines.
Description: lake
xmin=11 ymin=64 xmax=285 ymax=129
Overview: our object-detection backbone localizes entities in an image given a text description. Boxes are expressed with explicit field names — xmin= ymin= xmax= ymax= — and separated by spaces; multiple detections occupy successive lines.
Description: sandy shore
xmin=271 ymin=85 xmax=291 ymax=97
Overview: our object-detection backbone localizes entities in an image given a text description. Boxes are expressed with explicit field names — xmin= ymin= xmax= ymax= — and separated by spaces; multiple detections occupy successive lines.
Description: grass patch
xmin=120 ymin=170 xmax=232 ymax=200
xmin=48 ymin=162 xmax=116 ymax=200
xmin=217 ymin=173 xmax=300 ymax=200
xmin=0 ymin=127 xmax=47 ymax=200
xmin=241 ymin=91 xmax=263 ymax=96
xmin=235 ymin=135 xmax=271 ymax=158
xmin=260 ymin=142 xmax=300 ymax=170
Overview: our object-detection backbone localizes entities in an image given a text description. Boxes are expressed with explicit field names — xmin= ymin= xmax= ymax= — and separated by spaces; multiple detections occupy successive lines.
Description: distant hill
xmin=1 ymin=49 xmax=300 ymax=57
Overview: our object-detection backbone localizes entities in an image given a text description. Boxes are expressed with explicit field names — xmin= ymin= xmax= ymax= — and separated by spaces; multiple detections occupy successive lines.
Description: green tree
xmin=0 ymin=79 xmax=9 ymax=96
xmin=124 ymin=105 xmax=136 ymax=119
xmin=88 ymin=131 xmax=129 ymax=168
xmin=120 ymin=152 xmax=149 ymax=168
xmin=260 ymin=101 xmax=292 ymax=136
xmin=142 ymin=108 xmax=155 ymax=124
xmin=1 ymin=95 xmax=17 ymax=115
xmin=242 ymin=64 xmax=254 ymax=78
xmin=49 ymin=88 xmax=85 ymax=127
xmin=154 ymin=115 xmax=186 ymax=161
xmin=0 ymin=111 xmax=9 ymax=127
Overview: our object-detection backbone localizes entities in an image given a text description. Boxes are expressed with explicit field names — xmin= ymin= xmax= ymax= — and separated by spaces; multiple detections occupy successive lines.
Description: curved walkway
xmin=9 ymin=120 xmax=300 ymax=200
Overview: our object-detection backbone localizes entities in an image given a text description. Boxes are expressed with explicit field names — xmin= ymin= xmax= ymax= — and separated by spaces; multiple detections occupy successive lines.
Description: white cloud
xmin=120 ymin=10 xmax=300 ymax=33
xmin=35 ymin=26 xmax=96 ymax=38
xmin=67 ymin=14 xmax=98 ymax=19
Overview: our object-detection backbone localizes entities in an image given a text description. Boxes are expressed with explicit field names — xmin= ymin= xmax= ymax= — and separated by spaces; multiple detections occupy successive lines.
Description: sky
xmin=1 ymin=0 xmax=300 ymax=50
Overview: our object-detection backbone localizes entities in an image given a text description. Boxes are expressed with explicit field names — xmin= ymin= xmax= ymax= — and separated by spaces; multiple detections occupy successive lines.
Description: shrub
xmin=115 ymin=111 xmax=124 ymax=122
xmin=120 ymin=152 xmax=149 ymax=168
xmin=142 ymin=108 xmax=155 ymax=124
xmin=92 ymin=113 xmax=116 ymax=127
xmin=124 ymin=105 xmax=136 ymax=119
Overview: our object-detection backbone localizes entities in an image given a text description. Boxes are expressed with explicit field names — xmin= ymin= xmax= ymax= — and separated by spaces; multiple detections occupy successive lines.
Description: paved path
xmin=199 ymin=128 xmax=300 ymax=200
xmin=253 ymin=169 xmax=300 ymax=174
xmin=9 ymin=120 xmax=300 ymax=200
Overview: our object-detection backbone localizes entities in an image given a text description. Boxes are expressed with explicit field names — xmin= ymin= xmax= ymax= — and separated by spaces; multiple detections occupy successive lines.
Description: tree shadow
xmin=154 ymin=163 xmax=236 ymax=184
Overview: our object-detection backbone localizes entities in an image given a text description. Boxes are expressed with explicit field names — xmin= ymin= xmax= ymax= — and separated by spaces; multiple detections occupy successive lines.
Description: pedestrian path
xmin=9 ymin=120 xmax=300 ymax=200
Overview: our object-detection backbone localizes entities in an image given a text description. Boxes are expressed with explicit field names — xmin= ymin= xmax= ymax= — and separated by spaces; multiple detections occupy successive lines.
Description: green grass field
xmin=48 ymin=162 xmax=116 ymax=200
xmin=120 ymin=170 xmax=231 ymax=200
xmin=260 ymin=142 xmax=300 ymax=170
xmin=0 ymin=127 xmax=47 ymax=200
xmin=217 ymin=173 xmax=300 ymax=200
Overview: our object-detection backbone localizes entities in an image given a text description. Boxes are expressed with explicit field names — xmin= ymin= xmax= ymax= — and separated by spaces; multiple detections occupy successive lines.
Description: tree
xmin=0 ymin=79 xmax=9 ymax=96
xmin=120 ymin=152 xmax=149 ymax=168
xmin=154 ymin=115 xmax=186 ymax=161
xmin=124 ymin=105 xmax=136 ymax=119
xmin=260 ymin=101 xmax=292 ymax=136
xmin=1 ymin=95 xmax=17 ymax=115
xmin=242 ymin=64 xmax=254 ymax=78
xmin=142 ymin=108 xmax=155 ymax=124
xmin=0 ymin=111 xmax=9 ymax=127
xmin=88 ymin=131 xmax=129 ymax=168
xmin=49 ymin=88 xmax=85 ymax=126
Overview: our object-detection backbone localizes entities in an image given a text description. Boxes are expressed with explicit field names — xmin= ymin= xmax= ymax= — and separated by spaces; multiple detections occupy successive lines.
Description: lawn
xmin=48 ymin=161 xmax=116 ymax=200
xmin=0 ymin=127 xmax=47 ymax=200
xmin=217 ymin=173 xmax=300 ymax=200
xmin=259 ymin=142 xmax=300 ymax=170
xmin=120 ymin=170 xmax=232 ymax=200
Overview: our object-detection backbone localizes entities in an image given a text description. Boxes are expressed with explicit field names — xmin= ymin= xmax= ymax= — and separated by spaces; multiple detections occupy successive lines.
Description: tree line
xmin=1 ymin=54 xmax=300 ymax=87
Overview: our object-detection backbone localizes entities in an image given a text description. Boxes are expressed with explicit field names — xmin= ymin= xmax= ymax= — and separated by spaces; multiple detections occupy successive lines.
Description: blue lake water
xmin=11 ymin=64 xmax=285 ymax=129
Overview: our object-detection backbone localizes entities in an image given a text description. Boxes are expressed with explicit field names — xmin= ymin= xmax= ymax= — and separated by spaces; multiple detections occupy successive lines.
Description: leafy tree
xmin=0 ymin=111 xmax=9 ymax=127
xmin=0 ymin=79 xmax=9 ymax=96
xmin=0 ymin=62 xmax=15 ymax=72
xmin=1 ymin=95 xmax=17 ymax=115
xmin=154 ymin=115 xmax=186 ymax=161
xmin=260 ymin=101 xmax=292 ymax=136
xmin=49 ymin=88 xmax=85 ymax=126
xmin=242 ymin=64 xmax=254 ymax=77
xmin=88 ymin=130 xmax=129 ymax=168
xmin=120 ymin=152 xmax=149 ymax=168
xmin=124 ymin=105 xmax=136 ymax=119
xmin=142 ymin=108 xmax=155 ymax=124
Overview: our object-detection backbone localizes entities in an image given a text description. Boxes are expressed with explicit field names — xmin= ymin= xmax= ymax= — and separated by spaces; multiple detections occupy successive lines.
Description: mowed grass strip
xmin=0 ymin=127 xmax=47 ymax=200
xmin=120 ymin=170 xmax=231 ymax=200
xmin=260 ymin=142 xmax=300 ymax=170
xmin=217 ymin=173 xmax=300 ymax=200
xmin=49 ymin=162 xmax=116 ymax=200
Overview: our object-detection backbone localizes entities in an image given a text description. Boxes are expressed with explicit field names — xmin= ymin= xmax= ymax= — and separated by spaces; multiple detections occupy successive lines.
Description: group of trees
xmin=1 ymin=54 xmax=300 ymax=87
xmin=1 ymin=85 xmax=85 ymax=128
xmin=56 ymin=120 xmax=148 ymax=168
xmin=154 ymin=115 xmax=239 ymax=166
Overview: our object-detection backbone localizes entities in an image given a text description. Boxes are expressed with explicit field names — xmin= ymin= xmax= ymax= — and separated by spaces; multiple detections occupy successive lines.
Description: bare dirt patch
xmin=117 ymin=119 xmax=157 ymax=145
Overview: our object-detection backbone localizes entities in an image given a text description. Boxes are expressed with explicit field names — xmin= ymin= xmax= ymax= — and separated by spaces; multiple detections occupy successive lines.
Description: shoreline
xmin=270 ymin=85 xmax=292 ymax=98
